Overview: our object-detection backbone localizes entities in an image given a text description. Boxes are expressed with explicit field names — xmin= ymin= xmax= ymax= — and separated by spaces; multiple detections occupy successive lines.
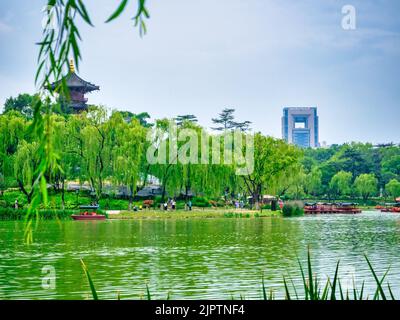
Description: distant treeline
xmin=299 ymin=143 xmax=400 ymax=201
xmin=1 ymin=93 xmax=399 ymax=211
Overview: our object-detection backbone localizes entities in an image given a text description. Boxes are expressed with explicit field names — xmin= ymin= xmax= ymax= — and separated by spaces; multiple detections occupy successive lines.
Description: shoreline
xmin=107 ymin=209 xmax=280 ymax=220
xmin=0 ymin=207 xmax=381 ymax=221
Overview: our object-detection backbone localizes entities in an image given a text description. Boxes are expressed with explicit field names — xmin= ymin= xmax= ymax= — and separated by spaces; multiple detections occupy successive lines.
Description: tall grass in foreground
xmin=80 ymin=249 xmax=395 ymax=300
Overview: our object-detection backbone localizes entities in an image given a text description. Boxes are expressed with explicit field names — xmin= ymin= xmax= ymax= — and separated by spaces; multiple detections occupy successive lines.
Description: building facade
xmin=282 ymin=107 xmax=319 ymax=148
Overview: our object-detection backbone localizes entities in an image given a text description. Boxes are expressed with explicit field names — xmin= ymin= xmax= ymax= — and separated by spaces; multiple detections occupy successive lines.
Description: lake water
xmin=1 ymin=211 xmax=400 ymax=299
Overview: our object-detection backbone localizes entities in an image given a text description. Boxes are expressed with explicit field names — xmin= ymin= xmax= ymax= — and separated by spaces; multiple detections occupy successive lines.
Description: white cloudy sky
xmin=0 ymin=0 xmax=399 ymax=144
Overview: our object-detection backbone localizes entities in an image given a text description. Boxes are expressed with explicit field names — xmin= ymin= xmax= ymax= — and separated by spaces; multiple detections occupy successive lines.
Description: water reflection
xmin=1 ymin=212 xmax=400 ymax=299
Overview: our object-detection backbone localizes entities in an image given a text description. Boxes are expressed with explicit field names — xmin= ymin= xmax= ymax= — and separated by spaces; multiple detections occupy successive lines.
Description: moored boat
xmin=71 ymin=205 xmax=106 ymax=220
xmin=336 ymin=203 xmax=362 ymax=213
xmin=380 ymin=204 xmax=393 ymax=212
xmin=304 ymin=202 xmax=361 ymax=214
xmin=71 ymin=214 xmax=106 ymax=220
xmin=381 ymin=203 xmax=400 ymax=213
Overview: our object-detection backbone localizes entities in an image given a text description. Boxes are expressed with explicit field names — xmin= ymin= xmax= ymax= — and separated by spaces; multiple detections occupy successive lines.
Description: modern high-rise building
xmin=282 ymin=107 xmax=319 ymax=148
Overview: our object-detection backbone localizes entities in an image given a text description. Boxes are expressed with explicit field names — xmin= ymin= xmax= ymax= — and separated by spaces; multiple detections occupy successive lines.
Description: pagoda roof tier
xmin=50 ymin=71 xmax=100 ymax=93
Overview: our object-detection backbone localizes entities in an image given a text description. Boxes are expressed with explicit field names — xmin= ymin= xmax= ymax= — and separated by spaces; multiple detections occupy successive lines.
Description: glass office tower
xmin=282 ymin=107 xmax=319 ymax=148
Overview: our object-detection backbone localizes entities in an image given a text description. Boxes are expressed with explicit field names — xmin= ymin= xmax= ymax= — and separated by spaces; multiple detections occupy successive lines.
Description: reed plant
xmin=80 ymin=248 xmax=396 ymax=300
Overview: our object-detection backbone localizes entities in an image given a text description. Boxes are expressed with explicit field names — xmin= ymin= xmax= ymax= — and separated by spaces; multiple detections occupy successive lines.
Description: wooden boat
xmin=381 ymin=203 xmax=400 ymax=213
xmin=304 ymin=202 xmax=361 ymax=214
xmin=71 ymin=213 xmax=106 ymax=220
xmin=381 ymin=203 xmax=393 ymax=212
xmin=71 ymin=205 xmax=106 ymax=220
xmin=336 ymin=203 xmax=362 ymax=214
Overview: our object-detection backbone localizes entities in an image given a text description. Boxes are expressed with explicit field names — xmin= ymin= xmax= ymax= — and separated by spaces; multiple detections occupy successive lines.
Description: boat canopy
xmin=338 ymin=203 xmax=358 ymax=206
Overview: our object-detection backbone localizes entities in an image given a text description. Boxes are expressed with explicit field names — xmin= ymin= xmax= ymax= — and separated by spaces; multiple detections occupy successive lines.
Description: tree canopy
xmin=3 ymin=93 xmax=39 ymax=119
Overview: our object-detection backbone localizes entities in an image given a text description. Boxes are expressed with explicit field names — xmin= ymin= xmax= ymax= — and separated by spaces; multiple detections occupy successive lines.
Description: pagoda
xmin=50 ymin=60 xmax=99 ymax=113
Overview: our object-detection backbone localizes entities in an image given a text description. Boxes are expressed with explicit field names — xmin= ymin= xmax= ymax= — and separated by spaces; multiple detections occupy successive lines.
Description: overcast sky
xmin=0 ymin=0 xmax=399 ymax=144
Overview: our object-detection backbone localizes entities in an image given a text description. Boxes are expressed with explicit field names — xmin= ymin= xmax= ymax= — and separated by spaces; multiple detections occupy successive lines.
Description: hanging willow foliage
xmin=25 ymin=1 xmax=305 ymax=244
xmin=27 ymin=0 xmax=150 ymax=243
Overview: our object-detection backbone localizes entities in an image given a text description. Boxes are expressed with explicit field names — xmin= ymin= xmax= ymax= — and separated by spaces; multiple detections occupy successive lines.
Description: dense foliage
xmin=0 ymin=102 xmax=304 ymax=210
xmin=1 ymin=100 xmax=400 ymax=211
xmin=301 ymin=144 xmax=400 ymax=201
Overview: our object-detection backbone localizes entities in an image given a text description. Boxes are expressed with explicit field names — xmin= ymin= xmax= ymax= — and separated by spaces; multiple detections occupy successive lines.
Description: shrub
xmin=0 ymin=200 xmax=7 ymax=208
xmin=224 ymin=212 xmax=234 ymax=218
xmin=99 ymin=198 xmax=129 ymax=210
xmin=175 ymin=202 xmax=185 ymax=210
xmin=153 ymin=195 xmax=162 ymax=207
xmin=282 ymin=201 xmax=304 ymax=217
xmin=191 ymin=197 xmax=212 ymax=208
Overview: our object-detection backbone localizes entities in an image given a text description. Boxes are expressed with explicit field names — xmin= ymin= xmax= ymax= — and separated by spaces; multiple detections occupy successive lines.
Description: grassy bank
xmin=1 ymin=189 xmax=382 ymax=213
xmin=0 ymin=189 xmax=381 ymax=221
xmin=0 ymin=206 xmax=278 ymax=220
xmin=108 ymin=208 xmax=279 ymax=220
xmin=1 ymin=206 xmax=380 ymax=221
xmin=0 ymin=208 xmax=78 ymax=220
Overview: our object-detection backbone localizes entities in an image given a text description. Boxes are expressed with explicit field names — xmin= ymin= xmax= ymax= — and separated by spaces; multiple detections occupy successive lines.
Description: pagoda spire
xmin=69 ymin=59 xmax=75 ymax=73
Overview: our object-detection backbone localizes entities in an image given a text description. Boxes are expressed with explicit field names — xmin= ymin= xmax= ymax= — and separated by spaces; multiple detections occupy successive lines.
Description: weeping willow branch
xmin=26 ymin=0 xmax=150 ymax=243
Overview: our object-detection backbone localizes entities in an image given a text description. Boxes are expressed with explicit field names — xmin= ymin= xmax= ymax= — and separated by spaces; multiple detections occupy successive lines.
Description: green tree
xmin=336 ymin=144 xmax=372 ymax=179
xmin=118 ymin=111 xmax=153 ymax=127
xmin=14 ymin=141 xmax=40 ymax=204
xmin=231 ymin=121 xmax=252 ymax=132
xmin=329 ymin=171 xmax=352 ymax=200
xmin=241 ymin=134 xmax=302 ymax=209
xmin=354 ymin=173 xmax=378 ymax=202
xmin=269 ymin=164 xmax=305 ymax=200
xmin=175 ymin=114 xmax=198 ymax=126
xmin=3 ymin=93 xmax=39 ymax=118
xmin=80 ymin=106 xmax=110 ymax=201
xmin=0 ymin=111 xmax=28 ymax=189
xmin=147 ymin=119 xmax=176 ymax=203
xmin=385 ymin=179 xmax=400 ymax=201
xmin=304 ymin=166 xmax=322 ymax=197
xmin=111 ymin=112 xmax=147 ymax=210
xmin=50 ymin=114 xmax=69 ymax=209
xmin=211 ymin=108 xmax=236 ymax=131
xmin=211 ymin=108 xmax=252 ymax=132
xmin=382 ymin=155 xmax=400 ymax=178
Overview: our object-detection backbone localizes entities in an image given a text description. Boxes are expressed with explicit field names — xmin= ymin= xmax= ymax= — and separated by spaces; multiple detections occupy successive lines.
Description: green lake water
xmin=1 ymin=211 xmax=400 ymax=299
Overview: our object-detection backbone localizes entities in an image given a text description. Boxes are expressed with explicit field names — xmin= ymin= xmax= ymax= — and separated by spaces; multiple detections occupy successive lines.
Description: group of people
xmin=161 ymin=199 xmax=193 ymax=211
xmin=162 ymin=198 xmax=177 ymax=211
xmin=233 ymin=200 xmax=245 ymax=209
